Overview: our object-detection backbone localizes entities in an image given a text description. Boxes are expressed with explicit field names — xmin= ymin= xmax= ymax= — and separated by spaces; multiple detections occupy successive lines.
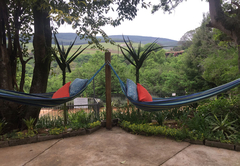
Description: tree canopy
xmin=152 ymin=0 xmax=240 ymax=73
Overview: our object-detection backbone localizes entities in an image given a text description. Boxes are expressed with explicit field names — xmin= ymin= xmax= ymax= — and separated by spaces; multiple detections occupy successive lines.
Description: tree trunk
xmin=62 ymin=68 xmax=68 ymax=125
xmin=0 ymin=1 xmax=24 ymax=132
xmin=0 ymin=0 xmax=52 ymax=132
xmin=136 ymin=67 xmax=139 ymax=84
xmin=23 ymin=2 xmax=52 ymax=124
xmin=0 ymin=45 xmax=24 ymax=132
xmin=208 ymin=0 xmax=240 ymax=72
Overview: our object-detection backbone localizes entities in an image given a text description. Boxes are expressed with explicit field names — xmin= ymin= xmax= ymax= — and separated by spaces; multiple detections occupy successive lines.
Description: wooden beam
xmin=105 ymin=52 xmax=112 ymax=130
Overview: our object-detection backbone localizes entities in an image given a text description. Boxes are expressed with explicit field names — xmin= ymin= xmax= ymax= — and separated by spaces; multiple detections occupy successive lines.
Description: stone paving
xmin=0 ymin=127 xmax=239 ymax=166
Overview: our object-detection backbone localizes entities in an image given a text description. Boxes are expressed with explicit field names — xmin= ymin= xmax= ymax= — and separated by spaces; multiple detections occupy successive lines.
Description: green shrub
xmin=49 ymin=127 xmax=64 ymax=135
xmin=121 ymin=120 xmax=187 ymax=141
xmin=68 ymin=110 xmax=97 ymax=130
xmin=197 ymin=96 xmax=240 ymax=127
xmin=112 ymin=105 xmax=159 ymax=124
xmin=164 ymin=106 xmax=192 ymax=120
xmin=183 ymin=96 xmax=240 ymax=142
xmin=35 ymin=116 xmax=64 ymax=129
xmin=208 ymin=113 xmax=238 ymax=140
xmin=23 ymin=117 xmax=37 ymax=137
xmin=88 ymin=121 xmax=101 ymax=128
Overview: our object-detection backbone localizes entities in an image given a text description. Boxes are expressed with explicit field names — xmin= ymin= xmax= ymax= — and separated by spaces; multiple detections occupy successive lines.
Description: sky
xmin=58 ymin=0 xmax=209 ymax=41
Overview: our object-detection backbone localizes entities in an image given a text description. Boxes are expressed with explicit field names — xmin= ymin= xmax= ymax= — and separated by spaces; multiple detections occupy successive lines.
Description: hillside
xmin=53 ymin=33 xmax=179 ymax=47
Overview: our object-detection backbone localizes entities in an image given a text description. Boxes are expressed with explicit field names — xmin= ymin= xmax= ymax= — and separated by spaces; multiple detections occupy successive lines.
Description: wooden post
xmin=105 ymin=52 xmax=112 ymax=130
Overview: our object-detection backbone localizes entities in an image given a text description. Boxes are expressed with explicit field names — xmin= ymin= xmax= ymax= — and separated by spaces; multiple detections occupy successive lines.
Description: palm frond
xmin=53 ymin=33 xmax=62 ymax=56
xmin=122 ymin=35 xmax=138 ymax=63
xmin=139 ymin=39 xmax=162 ymax=63
xmin=59 ymin=44 xmax=66 ymax=63
xmin=52 ymin=51 xmax=64 ymax=70
xmin=127 ymin=37 xmax=138 ymax=58
xmin=67 ymin=44 xmax=91 ymax=64
xmin=65 ymin=36 xmax=77 ymax=58
xmin=137 ymin=41 xmax=142 ymax=58
xmin=66 ymin=63 xmax=71 ymax=73
xmin=119 ymin=45 xmax=136 ymax=67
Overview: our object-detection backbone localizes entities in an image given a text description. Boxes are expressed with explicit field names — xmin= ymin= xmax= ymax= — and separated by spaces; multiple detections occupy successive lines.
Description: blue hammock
xmin=109 ymin=63 xmax=240 ymax=111
xmin=0 ymin=63 xmax=106 ymax=107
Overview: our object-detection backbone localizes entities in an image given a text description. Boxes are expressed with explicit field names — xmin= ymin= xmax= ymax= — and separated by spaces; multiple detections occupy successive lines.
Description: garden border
xmin=121 ymin=126 xmax=240 ymax=152
xmin=0 ymin=126 xmax=102 ymax=149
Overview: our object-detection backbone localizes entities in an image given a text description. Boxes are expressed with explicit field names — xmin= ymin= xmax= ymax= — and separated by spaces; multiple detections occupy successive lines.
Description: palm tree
xmin=52 ymin=33 xmax=91 ymax=125
xmin=119 ymin=35 xmax=162 ymax=84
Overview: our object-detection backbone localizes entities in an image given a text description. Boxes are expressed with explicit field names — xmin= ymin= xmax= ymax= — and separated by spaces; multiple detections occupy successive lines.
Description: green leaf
xmin=53 ymin=33 xmax=63 ymax=63
xmin=66 ymin=63 xmax=71 ymax=73
xmin=65 ymin=36 xmax=77 ymax=58
xmin=122 ymin=36 xmax=138 ymax=64
xmin=119 ymin=45 xmax=136 ymax=67
xmin=52 ymin=51 xmax=64 ymax=70
xmin=67 ymin=44 xmax=91 ymax=64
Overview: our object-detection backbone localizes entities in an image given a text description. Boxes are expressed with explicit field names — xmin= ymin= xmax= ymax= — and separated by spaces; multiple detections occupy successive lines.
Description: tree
xmin=178 ymin=29 xmax=196 ymax=50
xmin=202 ymin=47 xmax=239 ymax=86
xmin=119 ymin=36 xmax=163 ymax=84
xmin=0 ymin=0 xmax=51 ymax=132
xmin=0 ymin=0 xmax=151 ymax=132
xmin=152 ymin=0 xmax=240 ymax=73
xmin=52 ymin=33 xmax=91 ymax=125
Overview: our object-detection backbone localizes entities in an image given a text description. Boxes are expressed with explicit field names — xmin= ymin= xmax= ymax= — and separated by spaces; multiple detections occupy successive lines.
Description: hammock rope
xmin=108 ymin=63 xmax=240 ymax=111
xmin=0 ymin=63 xmax=106 ymax=107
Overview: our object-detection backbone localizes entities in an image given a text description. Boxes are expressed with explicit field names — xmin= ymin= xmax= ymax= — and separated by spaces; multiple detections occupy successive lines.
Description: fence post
xmin=105 ymin=52 xmax=112 ymax=130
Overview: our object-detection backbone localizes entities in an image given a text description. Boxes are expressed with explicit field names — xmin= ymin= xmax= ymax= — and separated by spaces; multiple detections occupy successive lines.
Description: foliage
xmin=88 ymin=121 xmax=101 ymax=129
xmin=176 ymin=29 xmax=196 ymax=51
xmin=178 ymin=97 xmax=240 ymax=142
xmin=120 ymin=98 xmax=240 ymax=143
xmin=67 ymin=110 xmax=97 ymax=130
xmin=113 ymin=104 xmax=153 ymax=124
xmin=183 ymin=111 xmax=211 ymax=140
xmin=23 ymin=117 xmax=35 ymax=131
xmin=23 ymin=117 xmax=37 ymax=137
xmin=112 ymin=104 xmax=189 ymax=126
xmin=165 ymin=106 xmax=191 ymax=120
xmin=187 ymin=130 xmax=205 ymax=141
xmin=49 ymin=127 xmax=65 ymax=135
xmin=152 ymin=112 xmax=165 ymax=126
xmin=208 ymin=113 xmax=238 ymax=140
xmin=152 ymin=0 xmax=240 ymax=75
xmin=35 ymin=116 xmax=64 ymax=129
xmin=36 ymin=110 xmax=99 ymax=130
xmin=121 ymin=121 xmax=187 ymax=140
xmin=202 ymin=48 xmax=239 ymax=86
xmin=17 ymin=132 xmax=26 ymax=139
xmin=197 ymin=96 xmax=240 ymax=128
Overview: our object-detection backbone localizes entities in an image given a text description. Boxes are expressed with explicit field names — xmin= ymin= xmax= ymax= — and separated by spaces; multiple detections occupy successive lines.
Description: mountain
xmin=53 ymin=33 xmax=179 ymax=47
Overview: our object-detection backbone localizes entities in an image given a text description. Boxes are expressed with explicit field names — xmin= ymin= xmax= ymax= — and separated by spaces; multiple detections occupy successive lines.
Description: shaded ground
xmin=0 ymin=127 xmax=239 ymax=166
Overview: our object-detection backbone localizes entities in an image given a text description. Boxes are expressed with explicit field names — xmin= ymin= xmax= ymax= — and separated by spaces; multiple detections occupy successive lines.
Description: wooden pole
xmin=105 ymin=52 xmax=112 ymax=130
